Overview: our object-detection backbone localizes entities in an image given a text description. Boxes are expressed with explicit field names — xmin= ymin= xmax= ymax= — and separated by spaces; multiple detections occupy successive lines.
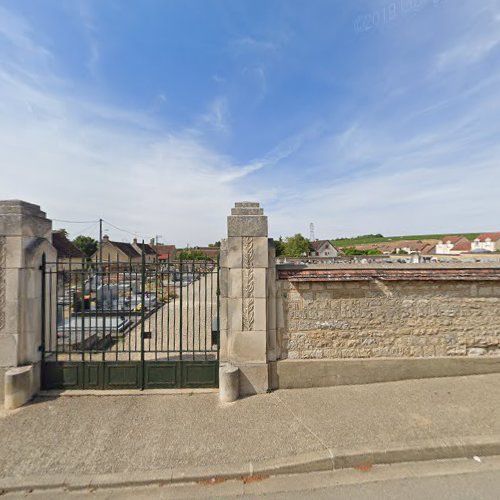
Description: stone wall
xmin=279 ymin=269 xmax=500 ymax=360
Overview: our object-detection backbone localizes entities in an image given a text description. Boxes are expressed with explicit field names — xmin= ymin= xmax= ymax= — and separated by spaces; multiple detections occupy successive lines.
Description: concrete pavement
xmin=1 ymin=373 xmax=500 ymax=492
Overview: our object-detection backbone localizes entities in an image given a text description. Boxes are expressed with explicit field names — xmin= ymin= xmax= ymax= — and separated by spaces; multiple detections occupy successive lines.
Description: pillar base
xmin=4 ymin=363 xmax=40 ymax=410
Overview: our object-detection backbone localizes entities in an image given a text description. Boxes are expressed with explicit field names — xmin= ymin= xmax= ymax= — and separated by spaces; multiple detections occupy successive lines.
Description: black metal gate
xmin=41 ymin=252 xmax=219 ymax=390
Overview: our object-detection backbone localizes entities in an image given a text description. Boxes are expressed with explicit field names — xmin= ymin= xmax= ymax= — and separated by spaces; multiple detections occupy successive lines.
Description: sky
xmin=1 ymin=0 xmax=500 ymax=245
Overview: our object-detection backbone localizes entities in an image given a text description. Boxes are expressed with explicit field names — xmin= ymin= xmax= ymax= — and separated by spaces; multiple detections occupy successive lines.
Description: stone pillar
xmin=220 ymin=202 xmax=277 ymax=396
xmin=0 ymin=200 xmax=56 ymax=408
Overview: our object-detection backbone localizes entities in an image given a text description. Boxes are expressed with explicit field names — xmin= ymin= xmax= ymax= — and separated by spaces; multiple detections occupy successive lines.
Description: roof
xmin=440 ymin=235 xmax=467 ymax=244
xmin=452 ymin=240 xmax=472 ymax=251
xmin=135 ymin=242 xmax=156 ymax=255
xmin=476 ymin=232 xmax=500 ymax=242
xmin=155 ymin=244 xmax=177 ymax=260
xmin=52 ymin=231 xmax=85 ymax=259
xmin=352 ymin=239 xmax=439 ymax=254
xmin=108 ymin=241 xmax=140 ymax=258
xmin=309 ymin=240 xmax=336 ymax=252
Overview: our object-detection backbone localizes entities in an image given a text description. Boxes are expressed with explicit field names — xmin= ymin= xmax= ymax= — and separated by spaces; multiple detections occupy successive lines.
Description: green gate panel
xmin=84 ymin=363 xmax=104 ymax=389
xmin=144 ymin=362 xmax=179 ymax=388
xmin=104 ymin=362 xmax=142 ymax=389
xmin=42 ymin=362 xmax=83 ymax=390
xmin=182 ymin=362 xmax=219 ymax=388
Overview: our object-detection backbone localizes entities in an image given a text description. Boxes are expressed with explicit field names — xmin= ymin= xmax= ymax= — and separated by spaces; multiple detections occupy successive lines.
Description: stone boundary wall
xmin=277 ymin=265 xmax=500 ymax=360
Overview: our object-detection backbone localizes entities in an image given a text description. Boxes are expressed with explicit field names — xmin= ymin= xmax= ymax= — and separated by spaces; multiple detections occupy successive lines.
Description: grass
xmin=331 ymin=233 xmax=480 ymax=247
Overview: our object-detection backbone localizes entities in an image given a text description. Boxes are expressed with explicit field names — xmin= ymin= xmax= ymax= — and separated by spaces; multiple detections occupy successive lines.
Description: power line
xmin=52 ymin=218 xmax=99 ymax=224
xmin=72 ymin=222 xmax=100 ymax=239
xmin=102 ymin=219 xmax=145 ymax=239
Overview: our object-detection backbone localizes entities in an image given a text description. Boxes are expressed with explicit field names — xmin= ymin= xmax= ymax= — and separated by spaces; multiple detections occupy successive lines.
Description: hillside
xmin=331 ymin=233 xmax=480 ymax=247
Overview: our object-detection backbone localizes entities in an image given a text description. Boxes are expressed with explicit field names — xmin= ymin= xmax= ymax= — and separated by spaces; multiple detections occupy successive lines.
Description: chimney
xmin=133 ymin=238 xmax=138 ymax=245
xmin=150 ymin=238 xmax=155 ymax=246
xmin=102 ymin=234 xmax=109 ymax=243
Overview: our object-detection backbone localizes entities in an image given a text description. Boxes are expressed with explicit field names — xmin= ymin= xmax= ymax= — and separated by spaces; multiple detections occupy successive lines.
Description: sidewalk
xmin=1 ymin=374 xmax=500 ymax=490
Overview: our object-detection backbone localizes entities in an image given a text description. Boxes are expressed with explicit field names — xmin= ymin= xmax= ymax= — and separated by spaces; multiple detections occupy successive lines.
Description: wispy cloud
xmin=200 ymin=96 xmax=231 ymax=133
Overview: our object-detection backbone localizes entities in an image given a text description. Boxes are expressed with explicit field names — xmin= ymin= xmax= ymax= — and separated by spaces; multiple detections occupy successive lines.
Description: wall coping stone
xmin=278 ymin=267 xmax=500 ymax=281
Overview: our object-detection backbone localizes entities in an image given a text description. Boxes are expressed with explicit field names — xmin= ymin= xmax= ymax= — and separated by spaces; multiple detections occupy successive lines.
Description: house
xmin=471 ymin=233 xmax=500 ymax=253
xmin=435 ymin=236 xmax=471 ymax=255
xmin=131 ymin=238 xmax=157 ymax=263
xmin=308 ymin=240 xmax=339 ymax=258
xmin=51 ymin=231 xmax=85 ymax=269
xmin=188 ymin=246 xmax=220 ymax=260
xmin=93 ymin=235 xmax=141 ymax=263
xmin=155 ymin=244 xmax=177 ymax=261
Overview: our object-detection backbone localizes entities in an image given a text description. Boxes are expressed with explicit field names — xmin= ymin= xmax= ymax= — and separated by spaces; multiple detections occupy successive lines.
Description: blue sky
xmin=1 ymin=0 xmax=500 ymax=244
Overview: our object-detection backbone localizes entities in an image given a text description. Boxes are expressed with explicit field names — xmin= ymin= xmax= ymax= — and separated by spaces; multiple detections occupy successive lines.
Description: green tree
xmin=73 ymin=235 xmax=98 ymax=258
xmin=284 ymin=234 xmax=310 ymax=257
xmin=342 ymin=247 xmax=383 ymax=256
xmin=274 ymin=237 xmax=285 ymax=257
xmin=177 ymin=249 xmax=209 ymax=260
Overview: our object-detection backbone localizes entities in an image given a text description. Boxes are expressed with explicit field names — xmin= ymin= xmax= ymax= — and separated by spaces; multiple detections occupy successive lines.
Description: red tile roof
xmin=476 ymin=232 xmax=500 ymax=242
xmin=440 ymin=235 xmax=465 ymax=244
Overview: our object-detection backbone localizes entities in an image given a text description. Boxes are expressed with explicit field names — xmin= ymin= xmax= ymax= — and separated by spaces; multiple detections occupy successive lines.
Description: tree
xmin=342 ymin=247 xmax=383 ymax=256
xmin=73 ymin=235 xmax=98 ymax=258
xmin=177 ymin=249 xmax=209 ymax=260
xmin=284 ymin=234 xmax=310 ymax=257
xmin=274 ymin=237 xmax=285 ymax=257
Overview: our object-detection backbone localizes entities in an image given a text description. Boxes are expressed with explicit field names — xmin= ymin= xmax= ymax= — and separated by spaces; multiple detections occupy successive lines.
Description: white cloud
xmin=200 ymin=96 xmax=231 ymax=133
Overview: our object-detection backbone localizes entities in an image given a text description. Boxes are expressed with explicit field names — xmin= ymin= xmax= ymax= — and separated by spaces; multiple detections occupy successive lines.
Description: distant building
xmin=435 ymin=236 xmax=471 ymax=255
xmin=131 ymin=238 xmax=157 ymax=263
xmin=155 ymin=244 xmax=177 ymax=261
xmin=94 ymin=235 xmax=141 ymax=263
xmin=471 ymin=233 xmax=500 ymax=253
xmin=308 ymin=240 xmax=339 ymax=257
xmin=51 ymin=231 xmax=85 ymax=269
xmin=351 ymin=240 xmax=437 ymax=255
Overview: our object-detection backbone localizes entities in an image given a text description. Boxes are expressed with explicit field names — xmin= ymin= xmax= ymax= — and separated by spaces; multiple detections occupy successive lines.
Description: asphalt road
xmin=6 ymin=456 xmax=500 ymax=499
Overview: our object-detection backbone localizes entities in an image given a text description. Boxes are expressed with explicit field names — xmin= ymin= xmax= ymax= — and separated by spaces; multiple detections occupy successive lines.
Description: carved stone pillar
xmin=220 ymin=202 xmax=277 ymax=395
xmin=0 ymin=200 xmax=56 ymax=408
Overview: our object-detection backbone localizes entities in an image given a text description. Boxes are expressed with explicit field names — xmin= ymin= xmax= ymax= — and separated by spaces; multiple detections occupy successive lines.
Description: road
xmin=6 ymin=456 xmax=500 ymax=499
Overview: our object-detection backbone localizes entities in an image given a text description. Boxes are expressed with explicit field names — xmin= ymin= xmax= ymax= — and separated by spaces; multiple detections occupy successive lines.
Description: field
xmin=331 ymin=233 xmax=480 ymax=247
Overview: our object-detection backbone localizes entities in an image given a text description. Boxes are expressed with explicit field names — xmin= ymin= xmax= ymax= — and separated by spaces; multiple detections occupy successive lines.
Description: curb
xmin=1 ymin=436 xmax=500 ymax=494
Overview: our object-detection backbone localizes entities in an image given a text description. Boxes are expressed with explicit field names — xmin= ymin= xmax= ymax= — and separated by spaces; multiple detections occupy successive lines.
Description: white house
xmin=471 ymin=233 xmax=500 ymax=253
xmin=435 ymin=236 xmax=471 ymax=255
xmin=308 ymin=240 xmax=339 ymax=257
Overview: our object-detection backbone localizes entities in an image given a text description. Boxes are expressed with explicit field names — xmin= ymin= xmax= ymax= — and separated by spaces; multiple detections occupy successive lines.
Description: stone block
xmin=238 ymin=363 xmax=269 ymax=395
xmin=231 ymin=207 xmax=264 ymax=215
xmin=234 ymin=202 xmax=260 ymax=208
xmin=228 ymin=268 xmax=267 ymax=299
xmin=250 ymin=237 xmax=271 ymax=268
xmin=0 ymin=334 xmax=18 ymax=366
xmin=219 ymin=267 xmax=228 ymax=298
xmin=228 ymin=330 xmax=268 ymax=363
xmin=227 ymin=216 xmax=268 ymax=237
xmin=225 ymin=237 xmax=242 ymax=268
xmin=227 ymin=297 xmax=267 ymax=332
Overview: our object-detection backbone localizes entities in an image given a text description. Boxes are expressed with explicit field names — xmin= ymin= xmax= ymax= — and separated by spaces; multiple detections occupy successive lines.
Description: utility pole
xmin=99 ymin=218 xmax=103 ymax=263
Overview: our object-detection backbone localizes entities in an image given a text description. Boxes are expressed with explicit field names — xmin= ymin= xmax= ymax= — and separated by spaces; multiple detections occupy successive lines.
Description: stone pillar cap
xmin=234 ymin=202 xmax=260 ymax=208
xmin=0 ymin=200 xmax=46 ymax=218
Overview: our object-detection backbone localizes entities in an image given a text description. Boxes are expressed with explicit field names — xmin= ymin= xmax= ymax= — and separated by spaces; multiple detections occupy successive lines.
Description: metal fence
xmin=41 ymin=253 xmax=220 ymax=390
